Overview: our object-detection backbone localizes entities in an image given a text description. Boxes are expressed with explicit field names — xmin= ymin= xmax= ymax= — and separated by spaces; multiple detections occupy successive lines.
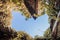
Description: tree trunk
xmin=50 ymin=19 xmax=60 ymax=40
xmin=56 ymin=21 xmax=60 ymax=39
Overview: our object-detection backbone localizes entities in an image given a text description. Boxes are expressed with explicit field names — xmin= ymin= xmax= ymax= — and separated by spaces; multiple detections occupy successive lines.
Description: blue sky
xmin=11 ymin=11 xmax=50 ymax=37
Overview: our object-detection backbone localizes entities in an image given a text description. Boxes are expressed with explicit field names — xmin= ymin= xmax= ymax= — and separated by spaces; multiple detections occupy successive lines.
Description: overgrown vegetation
xmin=13 ymin=31 xmax=33 ymax=40
xmin=0 ymin=0 xmax=60 ymax=40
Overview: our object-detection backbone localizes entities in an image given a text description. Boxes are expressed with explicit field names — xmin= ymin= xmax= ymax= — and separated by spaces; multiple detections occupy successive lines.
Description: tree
xmin=34 ymin=35 xmax=45 ymax=40
xmin=34 ymin=35 xmax=51 ymax=40
xmin=0 ymin=0 xmax=45 ymax=40
xmin=13 ymin=31 xmax=33 ymax=40
xmin=44 ymin=28 xmax=51 ymax=38
xmin=0 ymin=0 xmax=60 ymax=40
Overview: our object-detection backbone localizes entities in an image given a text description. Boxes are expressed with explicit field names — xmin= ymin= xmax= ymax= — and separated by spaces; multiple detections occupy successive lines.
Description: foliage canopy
xmin=0 ymin=0 xmax=59 ymax=20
